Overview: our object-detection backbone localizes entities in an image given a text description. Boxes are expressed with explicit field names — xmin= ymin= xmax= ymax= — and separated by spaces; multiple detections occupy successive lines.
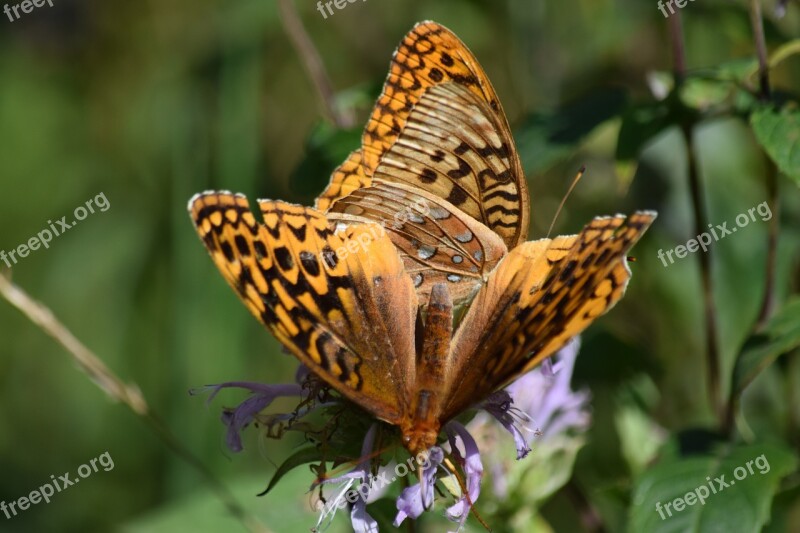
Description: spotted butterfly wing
xmin=316 ymin=22 xmax=528 ymax=302
xmin=316 ymin=21 xmax=528 ymax=244
xmin=189 ymin=192 xmax=418 ymax=425
xmin=439 ymin=212 xmax=657 ymax=421
xmin=327 ymin=181 xmax=507 ymax=303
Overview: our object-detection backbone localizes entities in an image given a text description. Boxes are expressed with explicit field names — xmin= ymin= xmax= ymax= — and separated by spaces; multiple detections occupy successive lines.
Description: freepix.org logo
xmin=316 ymin=0 xmax=367 ymax=19
xmin=1 ymin=452 xmax=114 ymax=520
xmin=657 ymin=201 xmax=771 ymax=267
xmin=0 ymin=192 xmax=110 ymax=269
xmin=654 ymin=454 xmax=771 ymax=520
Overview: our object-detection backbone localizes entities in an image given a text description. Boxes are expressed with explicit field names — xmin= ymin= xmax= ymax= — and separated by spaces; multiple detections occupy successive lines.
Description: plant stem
xmin=668 ymin=12 xmax=723 ymax=424
xmin=750 ymin=0 xmax=779 ymax=330
xmin=0 ymin=271 xmax=269 ymax=533
xmin=683 ymin=122 xmax=723 ymax=424
xmin=667 ymin=14 xmax=686 ymax=84
xmin=277 ymin=0 xmax=355 ymax=128
xmin=564 ymin=479 xmax=606 ymax=533
xmin=756 ymin=159 xmax=779 ymax=330
xmin=750 ymin=0 xmax=771 ymax=101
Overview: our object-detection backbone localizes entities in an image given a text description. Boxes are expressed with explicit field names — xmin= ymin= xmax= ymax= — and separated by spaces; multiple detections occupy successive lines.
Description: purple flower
xmin=506 ymin=337 xmax=590 ymax=439
xmin=393 ymin=447 xmax=444 ymax=526
xmin=479 ymin=391 xmax=533 ymax=459
xmin=467 ymin=337 xmax=591 ymax=500
xmin=314 ymin=424 xmax=379 ymax=533
xmin=444 ymin=422 xmax=483 ymax=530
xmin=477 ymin=338 xmax=589 ymax=457
xmin=194 ymin=339 xmax=588 ymax=531
xmin=191 ymin=381 xmax=303 ymax=452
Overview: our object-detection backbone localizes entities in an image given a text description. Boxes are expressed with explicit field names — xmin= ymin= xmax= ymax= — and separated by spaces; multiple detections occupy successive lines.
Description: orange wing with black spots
xmin=441 ymin=212 xmax=657 ymax=421
xmin=317 ymin=21 xmax=529 ymax=251
xmin=189 ymin=192 xmax=418 ymax=425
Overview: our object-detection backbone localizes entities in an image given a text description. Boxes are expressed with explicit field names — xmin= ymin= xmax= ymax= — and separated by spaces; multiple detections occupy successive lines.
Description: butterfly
xmin=189 ymin=21 xmax=656 ymax=455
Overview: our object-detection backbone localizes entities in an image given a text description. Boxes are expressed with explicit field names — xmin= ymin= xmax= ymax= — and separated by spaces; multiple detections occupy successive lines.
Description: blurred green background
xmin=1 ymin=0 xmax=799 ymax=531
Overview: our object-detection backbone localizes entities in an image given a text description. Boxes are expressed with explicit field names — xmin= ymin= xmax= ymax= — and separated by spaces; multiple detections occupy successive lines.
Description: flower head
xmin=191 ymin=381 xmax=303 ymax=452
xmin=467 ymin=337 xmax=591 ymax=503
xmin=314 ymin=424 xmax=379 ymax=533
xmin=194 ymin=337 xmax=588 ymax=532
xmin=392 ymin=447 xmax=444 ymax=526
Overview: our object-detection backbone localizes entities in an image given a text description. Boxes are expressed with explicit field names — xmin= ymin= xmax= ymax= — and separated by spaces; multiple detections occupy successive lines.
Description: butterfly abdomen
xmin=403 ymin=283 xmax=453 ymax=453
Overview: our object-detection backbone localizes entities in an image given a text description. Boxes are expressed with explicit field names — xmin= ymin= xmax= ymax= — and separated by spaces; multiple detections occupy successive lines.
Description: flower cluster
xmin=193 ymin=337 xmax=590 ymax=531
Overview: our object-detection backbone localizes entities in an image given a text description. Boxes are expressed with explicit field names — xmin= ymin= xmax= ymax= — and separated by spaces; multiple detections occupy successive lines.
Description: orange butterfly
xmin=189 ymin=21 xmax=655 ymax=456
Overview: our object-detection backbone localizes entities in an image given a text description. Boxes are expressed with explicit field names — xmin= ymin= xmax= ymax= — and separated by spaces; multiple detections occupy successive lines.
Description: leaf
xmin=680 ymin=77 xmax=735 ymax=112
xmin=767 ymin=39 xmax=800 ymax=72
xmin=515 ymin=87 xmax=628 ymax=174
xmin=260 ymin=444 xmax=323 ymax=496
xmin=629 ymin=442 xmax=797 ymax=533
xmin=615 ymin=377 xmax=667 ymax=476
xmin=731 ymin=297 xmax=800 ymax=398
xmin=750 ymin=105 xmax=800 ymax=183
xmin=615 ymin=101 xmax=673 ymax=161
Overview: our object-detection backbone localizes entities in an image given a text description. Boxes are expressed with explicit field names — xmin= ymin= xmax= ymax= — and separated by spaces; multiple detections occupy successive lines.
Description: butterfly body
xmin=403 ymin=283 xmax=454 ymax=454
xmin=189 ymin=21 xmax=656 ymax=457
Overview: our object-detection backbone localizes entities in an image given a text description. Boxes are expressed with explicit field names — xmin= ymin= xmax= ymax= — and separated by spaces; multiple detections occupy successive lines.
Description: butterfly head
xmin=401 ymin=423 xmax=440 ymax=456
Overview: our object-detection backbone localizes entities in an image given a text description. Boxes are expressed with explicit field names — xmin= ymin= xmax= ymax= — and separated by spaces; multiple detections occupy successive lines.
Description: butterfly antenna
xmin=546 ymin=165 xmax=586 ymax=239
xmin=442 ymin=457 xmax=492 ymax=532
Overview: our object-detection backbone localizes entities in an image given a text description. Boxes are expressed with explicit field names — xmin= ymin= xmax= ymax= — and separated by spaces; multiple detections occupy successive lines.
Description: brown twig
xmin=277 ymin=0 xmax=355 ymax=128
xmin=0 ymin=270 xmax=148 ymax=415
xmin=0 ymin=270 xmax=270 ymax=533
xmin=750 ymin=0 xmax=771 ymax=101
xmin=749 ymin=0 xmax=779 ymax=331
xmin=564 ymin=479 xmax=606 ymax=533
xmin=667 ymin=14 xmax=687 ymax=84
xmin=667 ymin=13 xmax=723 ymax=423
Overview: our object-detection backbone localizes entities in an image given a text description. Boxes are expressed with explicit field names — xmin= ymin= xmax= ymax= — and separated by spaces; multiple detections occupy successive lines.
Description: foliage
xmin=1 ymin=0 xmax=799 ymax=532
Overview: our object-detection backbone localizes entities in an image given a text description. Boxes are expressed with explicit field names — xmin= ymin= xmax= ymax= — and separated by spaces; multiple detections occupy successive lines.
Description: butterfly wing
xmin=315 ymin=150 xmax=369 ymax=212
xmin=440 ymin=212 xmax=656 ymax=421
xmin=189 ymin=192 xmax=418 ymax=424
xmin=317 ymin=21 xmax=529 ymax=249
xmin=327 ymin=181 xmax=507 ymax=303
xmin=371 ymin=82 xmax=526 ymax=249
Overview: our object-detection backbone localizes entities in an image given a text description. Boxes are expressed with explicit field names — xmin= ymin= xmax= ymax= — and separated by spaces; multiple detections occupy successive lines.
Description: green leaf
xmin=680 ymin=77 xmax=734 ymax=111
xmin=731 ymin=297 xmax=800 ymax=398
xmin=515 ymin=87 xmax=628 ymax=174
xmin=716 ymin=58 xmax=759 ymax=83
xmin=767 ymin=39 xmax=800 ymax=72
xmin=750 ymin=105 xmax=800 ymax=183
xmin=615 ymin=377 xmax=667 ymax=476
xmin=261 ymin=445 xmax=323 ymax=496
xmin=615 ymin=101 xmax=673 ymax=161
xmin=629 ymin=442 xmax=797 ymax=533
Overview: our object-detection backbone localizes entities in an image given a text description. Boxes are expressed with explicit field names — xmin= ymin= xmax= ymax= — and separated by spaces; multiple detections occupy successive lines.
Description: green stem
xmin=749 ymin=0 xmax=779 ymax=331
xmin=668 ymin=12 xmax=723 ymax=425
